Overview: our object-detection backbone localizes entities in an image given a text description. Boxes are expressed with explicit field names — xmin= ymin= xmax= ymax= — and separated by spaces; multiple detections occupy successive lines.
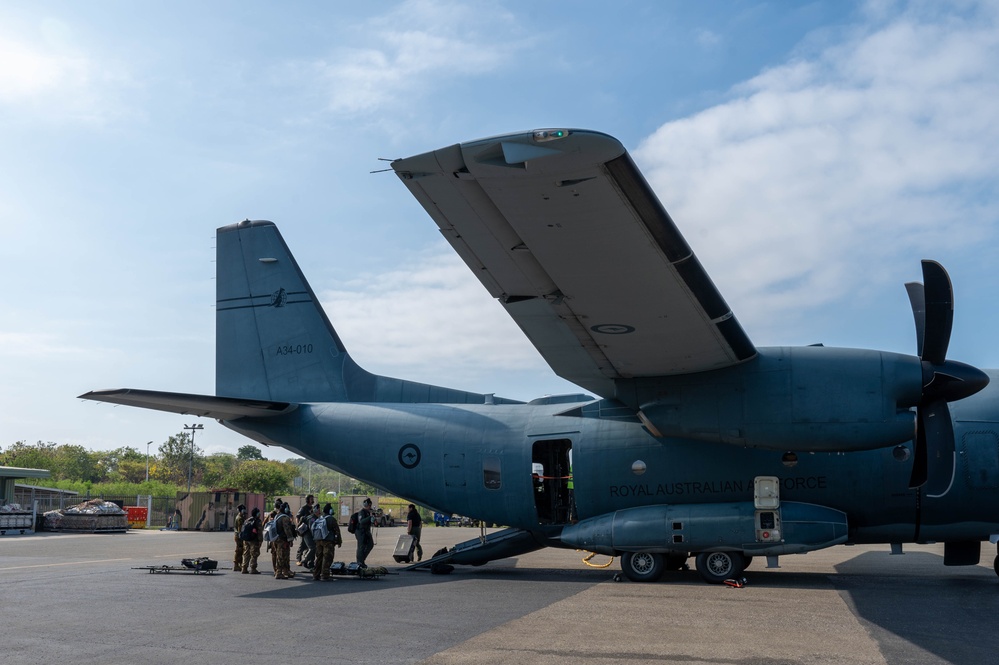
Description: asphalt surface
xmin=2 ymin=526 xmax=998 ymax=665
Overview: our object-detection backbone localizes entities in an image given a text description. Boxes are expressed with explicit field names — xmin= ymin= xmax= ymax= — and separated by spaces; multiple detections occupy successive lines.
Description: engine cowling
xmin=633 ymin=346 xmax=923 ymax=452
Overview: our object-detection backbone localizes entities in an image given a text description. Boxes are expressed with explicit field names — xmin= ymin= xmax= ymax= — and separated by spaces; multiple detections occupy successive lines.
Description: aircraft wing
xmin=78 ymin=389 xmax=296 ymax=421
xmin=392 ymin=129 xmax=756 ymax=399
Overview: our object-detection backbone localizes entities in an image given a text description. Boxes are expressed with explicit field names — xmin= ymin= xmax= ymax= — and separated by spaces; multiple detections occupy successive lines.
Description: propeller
xmin=904 ymin=260 xmax=989 ymax=496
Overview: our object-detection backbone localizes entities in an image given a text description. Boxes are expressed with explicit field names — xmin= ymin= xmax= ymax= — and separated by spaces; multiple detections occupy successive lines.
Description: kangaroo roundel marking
xmin=399 ymin=443 xmax=421 ymax=469
xmin=591 ymin=323 xmax=635 ymax=335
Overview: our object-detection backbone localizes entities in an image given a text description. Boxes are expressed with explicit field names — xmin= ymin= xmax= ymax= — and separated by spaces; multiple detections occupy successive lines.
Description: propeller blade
xmin=904 ymin=282 xmax=926 ymax=358
xmin=905 ymin=262 xmax=965 ymax=495
xmin=908 ymin=412 xmax=928 ymax=490
xmin=920 ymin=260 xmax=953 ymax=366
xmin=922 ymin=400 xmax=956 ymax=497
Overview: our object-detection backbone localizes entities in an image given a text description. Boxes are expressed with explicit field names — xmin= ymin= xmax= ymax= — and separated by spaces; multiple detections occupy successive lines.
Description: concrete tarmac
xmin=2 ymin=526 xmax=998 ymax=665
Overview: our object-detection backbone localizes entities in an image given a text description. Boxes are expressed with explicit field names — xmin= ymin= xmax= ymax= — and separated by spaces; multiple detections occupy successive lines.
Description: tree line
xmin=0 ymin=433 xmax=378 ymax=498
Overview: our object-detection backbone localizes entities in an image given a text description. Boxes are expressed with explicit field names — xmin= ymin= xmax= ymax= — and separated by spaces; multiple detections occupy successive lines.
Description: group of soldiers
xmin=232 ymin=495 xmax=424 ymax=579
xmin=232 ymin=495 xmax=344 ymax=580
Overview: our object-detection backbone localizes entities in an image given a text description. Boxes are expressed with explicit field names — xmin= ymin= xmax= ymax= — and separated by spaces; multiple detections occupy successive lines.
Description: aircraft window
xmin=483 ymin=457 xmax=501 ymax=490
xmin=672 ymin=521 xmax=683 ymax=530
xmin=673 ymin=535 xmax=684 ymax=544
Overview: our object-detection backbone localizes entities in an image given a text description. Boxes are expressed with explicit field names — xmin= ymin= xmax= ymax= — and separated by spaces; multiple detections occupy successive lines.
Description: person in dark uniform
xmin=295 ymin=494 xmax=315 ymax=565
xmin=406 ymin=504 xmax=423 ymax=562
xmin=355 ymin=497 xmax=375 ymax=567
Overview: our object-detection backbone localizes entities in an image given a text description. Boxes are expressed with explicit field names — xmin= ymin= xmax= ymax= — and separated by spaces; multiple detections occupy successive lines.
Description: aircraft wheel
xmin=994 ymin=553 xmax=999 ymax=578
xmin=664 ymin=554 xmax=688 ymax=571
xmin=621 ymin=551 xmax=666 ymax=583
xmin=695 ymin=551 xmax=747 ymax=584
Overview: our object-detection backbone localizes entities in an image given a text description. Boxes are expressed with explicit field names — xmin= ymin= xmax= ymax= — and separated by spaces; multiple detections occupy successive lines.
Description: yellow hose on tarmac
xmin=580 ymin=551 xmax=615 ymax=568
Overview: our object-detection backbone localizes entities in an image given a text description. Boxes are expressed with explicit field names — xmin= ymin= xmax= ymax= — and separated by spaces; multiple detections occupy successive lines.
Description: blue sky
xmin=2 ymin=1 xmax=997 ymax=458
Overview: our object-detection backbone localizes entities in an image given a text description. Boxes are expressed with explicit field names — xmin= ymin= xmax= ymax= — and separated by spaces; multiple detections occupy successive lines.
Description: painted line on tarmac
xmin=0 ymin=557 xmax=134 ymax=571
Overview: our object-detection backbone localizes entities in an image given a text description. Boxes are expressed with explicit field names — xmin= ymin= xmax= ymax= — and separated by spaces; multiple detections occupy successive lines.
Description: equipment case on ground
xmin=392 ymin=534 xmax=416 ymax=563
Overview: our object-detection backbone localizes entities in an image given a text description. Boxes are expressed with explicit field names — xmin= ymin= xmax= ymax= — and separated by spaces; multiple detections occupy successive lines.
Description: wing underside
xmin=392 ymin=129 xmax=756 ymax=398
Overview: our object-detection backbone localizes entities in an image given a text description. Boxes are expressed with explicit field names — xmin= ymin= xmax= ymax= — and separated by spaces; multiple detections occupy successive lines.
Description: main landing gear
xmin=619 ymin=550 xmax=751 ymax=584
xmin=694 ymin=551 xmax=748 ymax=584
xmin=619 ymin=552 xmax=692 ymax=582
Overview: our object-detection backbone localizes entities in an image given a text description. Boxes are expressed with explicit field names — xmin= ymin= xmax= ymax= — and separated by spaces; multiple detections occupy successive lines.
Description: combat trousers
xmin=275 ymin=539 xmax=292 ymax=577
xmin=313 ymin=541 xmax=334 ymax=579
xmin=410 ymin=527 xmax=423 ymax=561
xmin=233 ymin=538 xmax=244 ymax=568
xmin=355 ymin=531 xmax=374 ymax=565
xmin=241 ymin=541 xmax=261 ymax=572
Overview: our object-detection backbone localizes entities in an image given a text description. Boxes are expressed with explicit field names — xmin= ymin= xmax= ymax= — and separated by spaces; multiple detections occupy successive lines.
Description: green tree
xmin=2 ymin=441 xmax=57 ymax=470
xmin=202 ymin=452 xmax=238 ymax=488
xmin=116 ymin=458 xmax=149 ymax=484
xmin=154 ymin=432 xmax=201 ymax=486
xmin=96 ymin=446 xmax=144 ymax=481
xmin=237 ymin=445 xmax=264 ymax=461
xmin=227 ymin=459 xmax=297 ymax=495
xmin=52 ymin=445 xmax=101 ymax=483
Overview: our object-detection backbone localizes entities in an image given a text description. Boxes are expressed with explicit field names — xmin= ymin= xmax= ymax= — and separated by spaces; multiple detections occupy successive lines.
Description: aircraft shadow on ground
xmin=831 ymin=551 xmax=999 ymax=665
xmin=237 ymin=558 xmax=612 ymax=601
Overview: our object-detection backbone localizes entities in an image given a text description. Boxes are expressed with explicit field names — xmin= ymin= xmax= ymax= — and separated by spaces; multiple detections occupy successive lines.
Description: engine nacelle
xmin=632 ymin=346 xmax=922 ymax=452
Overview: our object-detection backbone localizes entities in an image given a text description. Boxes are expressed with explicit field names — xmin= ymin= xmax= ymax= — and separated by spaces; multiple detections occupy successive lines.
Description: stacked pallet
xmin=44 ymin=499 xmax=129 ymax=532
xmin=0 ymin=503 xmax=34 ymax=534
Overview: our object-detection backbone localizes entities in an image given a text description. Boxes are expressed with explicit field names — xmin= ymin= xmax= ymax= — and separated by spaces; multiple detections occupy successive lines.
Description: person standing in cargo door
xmin=355 ymin=497 xmax=375 ymax=568
xmin=233 ymin=504 xmax=246 ymax=569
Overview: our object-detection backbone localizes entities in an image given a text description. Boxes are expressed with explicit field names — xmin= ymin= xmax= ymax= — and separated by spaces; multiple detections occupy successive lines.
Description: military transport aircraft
xmin=81 ymin=129 xmax=999 ymax=584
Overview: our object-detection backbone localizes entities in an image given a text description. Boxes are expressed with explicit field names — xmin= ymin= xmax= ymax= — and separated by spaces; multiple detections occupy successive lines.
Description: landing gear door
xmin=754 ymin=476 xmax=782 ymax=544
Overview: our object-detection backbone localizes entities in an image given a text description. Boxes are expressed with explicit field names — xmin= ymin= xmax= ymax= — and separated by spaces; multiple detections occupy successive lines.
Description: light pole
xmin=183 ymin=423 xmax=204 ymax=492
xmin=145 ymin=440 xmax=153 ymax=482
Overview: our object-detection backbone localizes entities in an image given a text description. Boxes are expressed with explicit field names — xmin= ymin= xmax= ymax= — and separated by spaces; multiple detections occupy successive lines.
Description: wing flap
xmin=79 ymin=389 xmax=296 ymax=421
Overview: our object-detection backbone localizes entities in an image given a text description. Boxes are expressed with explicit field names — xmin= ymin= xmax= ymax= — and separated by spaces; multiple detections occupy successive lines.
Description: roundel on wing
xmin=591 ymin=323 xmax=635 ymax=335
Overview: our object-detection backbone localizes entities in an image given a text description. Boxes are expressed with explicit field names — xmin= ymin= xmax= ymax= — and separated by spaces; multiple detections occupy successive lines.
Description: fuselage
xmin=225 ymin=369 xmax=999 ymax=548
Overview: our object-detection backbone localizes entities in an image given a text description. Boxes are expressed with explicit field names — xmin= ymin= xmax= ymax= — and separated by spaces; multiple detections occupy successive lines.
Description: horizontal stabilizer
xmin=78 ymin=389 xmax=296 ymax=421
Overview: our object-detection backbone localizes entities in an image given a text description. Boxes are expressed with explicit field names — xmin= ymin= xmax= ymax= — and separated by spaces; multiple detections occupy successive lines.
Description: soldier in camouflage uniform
xmin=312 ymin=503 xmax=342 ymax=580
xmin=241 ymin=507 xmax=263 ymax=573
xmin=274 ymin=503 xmax=297 ymax=579
xmin=263 ymin=499 xmax=283 ymax=575
xmin=233 ymin=504 xmax=246 ymax=569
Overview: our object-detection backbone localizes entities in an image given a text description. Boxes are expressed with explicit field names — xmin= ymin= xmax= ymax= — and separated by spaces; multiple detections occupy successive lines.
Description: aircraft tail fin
xmin=216 ymin=220 xmax=512 ymax=405
xmin=216 ymin=220 xmax=353 ymax=403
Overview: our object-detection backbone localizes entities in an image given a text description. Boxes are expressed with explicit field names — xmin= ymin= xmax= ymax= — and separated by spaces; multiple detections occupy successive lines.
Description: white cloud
xmin=317 ymin=250 xmax=548 ymax=386
xmin=635 ymin=2 xmax=999 ymax=339
xmin=0 ymin=35 xmax=87 ymax=100
xmin=0 ymin=23 xmax=130 ymax=124
xmin=305 ymin=1 xmax=521 ymax=115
